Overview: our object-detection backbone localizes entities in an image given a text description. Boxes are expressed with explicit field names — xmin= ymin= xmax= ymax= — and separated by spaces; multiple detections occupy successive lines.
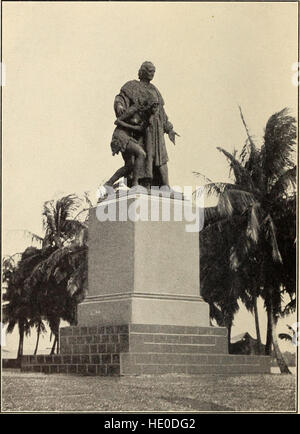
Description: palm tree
xmin=2 ymin=250 xmax=40 ymax=360
xmin=42 ymin=194 xmax=83 ymax=249
xmin=28 ymin=240 xmax=88 ymax=353
xmin=24 ymin=194 xmax=90 ymax=353
xmin=3 ymin=194 xmax=90 ymax=356
xmin=200 ymin=213 xmax=241 ymax=349
xmin=195 ymin=107 xmax=296 ymax=373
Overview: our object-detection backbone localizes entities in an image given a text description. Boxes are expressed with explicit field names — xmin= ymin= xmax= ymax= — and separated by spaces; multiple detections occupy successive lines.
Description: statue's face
xmin=140 ymin=63 xmax=156 ymax=81
xmin=145 ymin=65 xmax=155 ymax=81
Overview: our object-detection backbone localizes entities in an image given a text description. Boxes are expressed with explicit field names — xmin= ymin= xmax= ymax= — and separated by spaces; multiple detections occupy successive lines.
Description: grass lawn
xmin=2 ymin=369 xmax=296 ymax=413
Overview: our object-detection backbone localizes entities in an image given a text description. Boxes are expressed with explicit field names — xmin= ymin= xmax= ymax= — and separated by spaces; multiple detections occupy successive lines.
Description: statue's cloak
xmin=119 ymin=80 xmax=165 ymax=107
xmin=114 ymin=80 xmax=173 ymax=184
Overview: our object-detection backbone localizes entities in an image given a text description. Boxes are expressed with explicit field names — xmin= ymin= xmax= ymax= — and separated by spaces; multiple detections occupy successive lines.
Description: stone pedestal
xmin=77 ymin=194 xmax=209 ymax=327
xmin=21 ymin=192 xmax=270 ymax=376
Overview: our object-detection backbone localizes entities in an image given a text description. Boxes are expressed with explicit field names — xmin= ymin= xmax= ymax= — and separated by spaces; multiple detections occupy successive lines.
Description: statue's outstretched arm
xmin=161 ymin=106 xmax=180 ymax=145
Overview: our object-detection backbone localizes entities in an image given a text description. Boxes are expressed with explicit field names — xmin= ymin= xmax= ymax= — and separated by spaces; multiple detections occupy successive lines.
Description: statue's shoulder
xmin=120 ymin=80 xmax=165 ymax=106
xmin=120 ymin=80 xmax=141 ymax=101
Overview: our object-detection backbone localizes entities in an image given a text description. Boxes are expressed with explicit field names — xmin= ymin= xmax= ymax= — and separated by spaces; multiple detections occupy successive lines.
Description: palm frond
xmin=223 ymin=188 xmax=255 ymax=214
xmin=202 ymin=213 xmax=246 ymax=234
xmin=42 ymin=201 xmax=56 ymax=233
xmin=63 ymin=219 xmax=87 ymax=237
xmin=262 ymin=215 xmax=282 ymax=263
xmin=23 ymin=230 xmax=43 ymax=245
xmin=195 ymin=182 xmax=256 ymax=218
xmin=67 ymin=260 xmax=88 ymax=302
xmin=192 ymin=172 xmax=214 ymax=185
xmin=56 ymin=194 xmax=81 ymax=220
xmin=246 ymin=203 xmax=261 ymax=243
xmin=269 ymin=166 xmax=296 ymax=200
xmin=278 ymin=333 xmax=293 ymax=342
xmin=262 ymin=108 xmax=296 ymax=188
xmin=5 ymin=319 xmax=17 ymax=334
xmin=208 ymin=303 xmax=225 ymax=327
xmin=202 ymin=206 xmax=219 ymax=224
xmin=238 ymin=106 xmax=260 ymax=164
xmin=286 ymin=324 xmax=296 ymax=333
xmin=25 ymin=242 xmax=87 ymax=289
xmin=217 ymin=147 xmax=255 ymax=191
xmin=73 ymin=208 xmax=90 ymax=223
xmin=83 ymin=191 xmax=94 ymax=208
xmin=42 ymin=194 xmax=82 ymax=242
xmin=229 ymin=234 xmax=252 ymax=271
xmin=24 ymin=248 xmax=67 ymax=288
xmin=239 ymin=106 xmax=257 ymax=154
xmin=217 ymin=190 xmax=234 ymax=216
xmin=282 ymin=299 xmax=296 ymax=315
xmin=2 ymin=255 xmax=18 ymax=281
xmin=200 ymin=182 xmax=228 ymax=197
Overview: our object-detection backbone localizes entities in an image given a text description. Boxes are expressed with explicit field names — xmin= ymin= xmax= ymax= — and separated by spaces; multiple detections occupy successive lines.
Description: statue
xmin=100 ymin=61 xmax=179 ymax=198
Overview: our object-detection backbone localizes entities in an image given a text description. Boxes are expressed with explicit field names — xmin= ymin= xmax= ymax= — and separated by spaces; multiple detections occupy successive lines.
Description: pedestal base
xmin=77 ymin=293 xmax=210 ymax=327
xmin=21 ymin=323 xmax=270 ymax=375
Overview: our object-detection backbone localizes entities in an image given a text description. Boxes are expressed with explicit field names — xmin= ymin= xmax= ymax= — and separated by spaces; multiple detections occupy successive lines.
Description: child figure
xmin=99 ymin=92 xmax=157 ymax=199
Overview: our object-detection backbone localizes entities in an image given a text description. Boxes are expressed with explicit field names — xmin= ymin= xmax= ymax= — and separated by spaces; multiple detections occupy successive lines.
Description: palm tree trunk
xmin=17 ymin=322 xmax=24 ymax=360
xmin=270 ymin=312 xmax=291 ymax=374
xmin=50 ymin=335 xmax=57 ymax=355
xmin=34 ymin=322 xmax=41 ymax=355
xmin=253 ymin=296 xmax=262 ymax=354
xmin=50 ymin=324 xmax=60 ymax=354
xmin=49 ymin=318 xmax=60 ymax=354
xmin=56 ymin=330 xmax=59 ymax=354
xmin=265 ymin=304 xmax=272 ymax=355
xmin=74 ymin=305 xmax=78 ymax=326
xmin=227 ymin=323 xmax=232 ymax=353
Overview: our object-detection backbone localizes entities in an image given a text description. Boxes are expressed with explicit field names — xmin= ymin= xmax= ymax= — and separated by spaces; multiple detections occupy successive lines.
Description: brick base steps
xmin=21 ymin=324 xmax=270 ymax=375
xmin=120 ymin=353 xmax=270 ymax=375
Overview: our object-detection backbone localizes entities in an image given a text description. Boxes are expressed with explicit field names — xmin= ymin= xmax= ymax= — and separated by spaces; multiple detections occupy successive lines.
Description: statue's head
xmin=138 ymin=61 xmax=156 ymax=81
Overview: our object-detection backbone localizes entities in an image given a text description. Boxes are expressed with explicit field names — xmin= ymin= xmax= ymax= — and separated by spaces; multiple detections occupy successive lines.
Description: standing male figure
xmin=114 ymin=61 xmax=179 ymax=188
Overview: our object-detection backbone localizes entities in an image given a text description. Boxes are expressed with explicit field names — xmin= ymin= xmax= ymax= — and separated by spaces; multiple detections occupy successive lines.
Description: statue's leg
xmin=158 ymin=163 xmax=170 ymax=188
xmin=126 ymin=141 xmax=146 ymax=186
xmin=105 ymin=152 xmax=134 ymax=188
xmin=105 ymin=165 xmax=130 ymax=187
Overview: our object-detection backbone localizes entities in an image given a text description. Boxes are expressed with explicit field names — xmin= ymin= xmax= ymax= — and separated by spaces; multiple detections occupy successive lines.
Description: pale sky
xmin=2 ymin=2 xmax=298 ymax=355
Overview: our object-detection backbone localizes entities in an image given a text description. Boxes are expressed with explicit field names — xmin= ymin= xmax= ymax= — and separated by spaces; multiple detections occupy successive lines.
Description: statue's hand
xmin=168 ymin=130 xmax=180 ymax=145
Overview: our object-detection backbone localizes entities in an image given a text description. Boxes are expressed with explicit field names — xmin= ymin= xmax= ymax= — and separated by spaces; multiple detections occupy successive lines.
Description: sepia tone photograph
xmin=1 ymin=0 xmax=298 ymax=416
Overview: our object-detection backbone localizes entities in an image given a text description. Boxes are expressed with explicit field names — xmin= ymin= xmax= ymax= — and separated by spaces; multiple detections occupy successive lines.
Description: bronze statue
xmin=100 ymin=62 xmax=179 ymax=198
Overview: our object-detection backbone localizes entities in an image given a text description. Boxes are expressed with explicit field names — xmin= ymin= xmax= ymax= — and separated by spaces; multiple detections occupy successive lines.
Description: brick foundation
xmin=21 ymin=323 xmax=270 ymax=375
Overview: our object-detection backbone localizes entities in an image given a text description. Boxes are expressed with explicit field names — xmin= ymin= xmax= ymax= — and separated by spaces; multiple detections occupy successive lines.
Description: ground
xmin=2 ymin=369 xmax=296 ymax=412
